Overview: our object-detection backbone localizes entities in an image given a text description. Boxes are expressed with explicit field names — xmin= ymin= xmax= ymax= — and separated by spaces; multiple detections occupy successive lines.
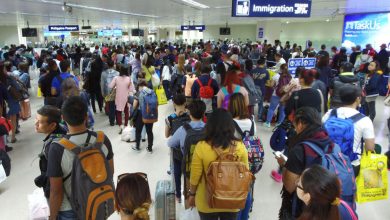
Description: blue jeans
xmin=107 ymin=101 xmax=116 ymax=125
xmin=266 ymin=95 xmax=285 ymax=124
xmin=257 ymin=96 xmax=264 ymax=120
xmin=57 ymin=210 xmax=77 ymax=220
xmin=173 ymin=158 xmax=182 ymax=198
xmin=237 ymin=191 xmax=252 ymax=220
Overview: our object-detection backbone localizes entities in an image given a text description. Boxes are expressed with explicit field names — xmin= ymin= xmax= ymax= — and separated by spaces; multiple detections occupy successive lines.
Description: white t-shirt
xmin=271 ymin=73 xmax=281 ymax=96
xmin=322 ymin=107 xmax=375 ymax=165
xmin=233 ymin=118 xmax=257 ymax=139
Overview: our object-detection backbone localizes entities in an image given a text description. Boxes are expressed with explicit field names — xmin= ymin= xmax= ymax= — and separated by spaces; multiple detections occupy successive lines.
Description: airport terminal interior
xmin=0 ymin=0 xmax=390 ymax=219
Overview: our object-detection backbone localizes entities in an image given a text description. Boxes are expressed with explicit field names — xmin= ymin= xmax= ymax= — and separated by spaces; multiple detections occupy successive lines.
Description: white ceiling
xmin=0 ymin=0 xmax=390 ymax=28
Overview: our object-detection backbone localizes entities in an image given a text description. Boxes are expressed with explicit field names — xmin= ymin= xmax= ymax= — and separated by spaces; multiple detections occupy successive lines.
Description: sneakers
xmin=131 ymin=145 xmax=141 ymax=151
xmin=147 ymin=147 xmax=153 ymax=153
xmin=142 ymin=139 xmax=146 ymax=142
xmin=263 ymin=122 xmax=271 ymax=128
xmin=270 ymin=170 xmax=283 ymax=183
xmin=5 ymin=145 xmax=13 ymax=152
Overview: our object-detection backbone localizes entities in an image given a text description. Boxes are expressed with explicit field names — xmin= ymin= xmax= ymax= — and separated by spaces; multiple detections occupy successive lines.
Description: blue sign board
xmin=342 ymin=12 xmax=390 ymax=52
xmin=232 ymin=0 xmax=311 ymax=17
xmin=288 ymin=58 xmax=316 ymax=74
xmin=181 ymin=25 xmax=206 ymax=31
xmin=48 ymin=25 xmax=79 ymax=32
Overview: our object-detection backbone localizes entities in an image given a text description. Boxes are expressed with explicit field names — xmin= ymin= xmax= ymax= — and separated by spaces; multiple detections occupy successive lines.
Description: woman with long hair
xmin=217 ymin=62 xmax=249 ymax=110
xmin=297 ymin=165 xmax=357 ymax=220
xmin=364 ymin=61 xmax=381 ymax=121
xmin=188 ymin=109 xmax=248 ymax=220
xmin=109 ymin=64 xmax=135 ymax=134
xmin=115 ymin=173 xmax=152 ymax=220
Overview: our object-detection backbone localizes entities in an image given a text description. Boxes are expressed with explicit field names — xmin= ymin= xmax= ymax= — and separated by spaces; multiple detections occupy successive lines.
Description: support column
xmin=256 ymin=20 xmax=282 ymax=43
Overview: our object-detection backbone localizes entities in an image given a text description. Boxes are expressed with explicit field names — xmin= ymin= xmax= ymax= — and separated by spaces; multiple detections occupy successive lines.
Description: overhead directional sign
xmin=49 ymin=25 xmax=79 ymax=32
xmin=232 ymin=0 xmax=311 ymax=17
xmin=181 ymin=25 xmax=206 ymax=31
xmin=288 ymin=58 xmax=316 ymax=74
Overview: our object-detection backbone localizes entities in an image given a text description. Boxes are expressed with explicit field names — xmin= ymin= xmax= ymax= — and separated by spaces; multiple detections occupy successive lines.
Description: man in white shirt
xmin=322 ymin=85 xmax=375 ymax=176
xmin=272 ymin=53 xmax=286 ymax=72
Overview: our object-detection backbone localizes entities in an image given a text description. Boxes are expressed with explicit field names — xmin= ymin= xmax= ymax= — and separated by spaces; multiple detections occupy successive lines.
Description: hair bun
xmin=133 ymin=203 xmax=151 ymax=220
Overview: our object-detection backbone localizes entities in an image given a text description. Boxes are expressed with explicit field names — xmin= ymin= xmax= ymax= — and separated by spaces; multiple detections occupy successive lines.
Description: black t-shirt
xmin=285 ymin=88 xmax=321 ymax=116
xmin=285 ymin=145 xmax=305 ymax=175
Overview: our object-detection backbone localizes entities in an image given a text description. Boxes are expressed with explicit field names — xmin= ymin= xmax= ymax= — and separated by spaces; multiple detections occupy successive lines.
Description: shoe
xmin=118 ymin=125 xmax=124 ymax=134
xmin=10 ymin=138 xmax=17 ymax=143
xmin=258 ymin=118 xmax=264 ymax=123
xmin=110 ymin=122 xmax=115 ymax=126
xmin=131 ymin=145 xmax=141 ymax=151
xmin=263 ymin=122 xmax=271 ymax=128
xmin=5 ymin=145 xmax=13 ymax=152
xmin=275 ymin=122 xmax=282 ymax=127
xmin=167 ymin=170 xmax=171 ymax=175
xmin=270 ymin=170 xmax=283 ymax=183
xmin=147 ymin=147 xmax=153 ymax=153
xmin=142 ymin=139 xmax=146 ymax=142
xmin=15 ymin=129 xmax=20 ymax=134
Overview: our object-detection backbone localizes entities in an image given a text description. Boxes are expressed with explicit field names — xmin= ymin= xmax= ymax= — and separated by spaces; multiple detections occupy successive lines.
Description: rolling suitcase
xmin=155 ymin=180 xmax=176 ymax=220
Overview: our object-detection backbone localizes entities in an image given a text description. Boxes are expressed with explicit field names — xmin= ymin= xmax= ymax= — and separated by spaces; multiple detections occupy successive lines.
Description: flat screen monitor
xmin=220 ymin=27 xmax=231 ymax=35
xmin=131 ymin=29 xmax=144 ymax=37
xmin=22 ymin=28 xmax=38 ymax=37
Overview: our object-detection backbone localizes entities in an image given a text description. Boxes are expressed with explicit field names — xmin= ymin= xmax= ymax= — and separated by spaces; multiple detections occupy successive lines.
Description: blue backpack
xmin=221 ymin=86 xmax=240 ymax=110
xmin=141 ymin=90 xmax=158 ymax=123
xmin=270 ymin=120 xmax=295 ymax=152
xmin=302 ymin=141 xmax=356 ymax=208
xmin=324 ymin=109 xmax=365 ymax=161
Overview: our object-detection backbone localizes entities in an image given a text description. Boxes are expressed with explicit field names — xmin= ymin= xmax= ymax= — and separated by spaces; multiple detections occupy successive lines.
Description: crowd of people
xmin=0 ymin=38 xmax=389 ymax=220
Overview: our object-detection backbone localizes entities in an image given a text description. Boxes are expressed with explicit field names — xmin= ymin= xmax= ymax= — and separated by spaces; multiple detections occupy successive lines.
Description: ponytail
xmin=133 ymin=203 xmax=151 ymax=220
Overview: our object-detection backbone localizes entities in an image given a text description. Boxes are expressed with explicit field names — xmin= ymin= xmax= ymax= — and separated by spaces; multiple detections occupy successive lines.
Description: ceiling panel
xmin=0 ymin=0 xmax=388 ymax=27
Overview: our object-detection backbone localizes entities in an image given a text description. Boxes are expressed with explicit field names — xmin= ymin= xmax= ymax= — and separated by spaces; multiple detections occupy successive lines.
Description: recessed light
xmin=326 ymin=19 xmax=330 ymax=22
xmin=286 ymin=21 xmax=290 ymax=24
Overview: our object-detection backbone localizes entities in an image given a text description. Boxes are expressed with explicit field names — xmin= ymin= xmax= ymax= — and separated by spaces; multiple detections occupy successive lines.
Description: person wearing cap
xmin=376 ymin=43 xmax=389 ymax=74
xmin=329 ymin=62 xmax=359 ymax=109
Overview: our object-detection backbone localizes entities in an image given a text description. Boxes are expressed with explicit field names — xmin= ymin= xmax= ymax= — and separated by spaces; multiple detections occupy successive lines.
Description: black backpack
xmin=0 ymin=150 xmax=11 ymax=177
xmin=169 ymin=113 xmax=191 ymax=161
xmin=182 ymin=123 xmax=205 ymax=177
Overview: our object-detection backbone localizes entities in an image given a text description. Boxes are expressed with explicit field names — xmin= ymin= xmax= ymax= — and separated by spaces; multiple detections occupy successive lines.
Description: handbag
xmin=105 ymin=88 xmax=116 ymax=102
xmin=356 ymin=150 xmax=388 ymax=203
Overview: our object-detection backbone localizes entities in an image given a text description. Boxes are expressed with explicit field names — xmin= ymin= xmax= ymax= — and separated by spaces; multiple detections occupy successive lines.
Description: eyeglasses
xmin=295 ymin=179 xmax=304 ymax=191
xmin=117 ymin=172 xmax=148 ymax=184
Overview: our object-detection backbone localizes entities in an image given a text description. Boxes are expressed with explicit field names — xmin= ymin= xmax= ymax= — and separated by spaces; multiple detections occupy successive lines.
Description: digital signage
xmin=48 ymin=25 xmax=79 ymax=31
xmin=231 ymin=0 xmax=311 ymax=17
xmin=342 ymin=12 xmax=390 ymax=51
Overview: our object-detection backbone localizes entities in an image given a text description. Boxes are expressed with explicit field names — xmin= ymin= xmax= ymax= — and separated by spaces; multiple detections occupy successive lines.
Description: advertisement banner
xmin=342 ymin=12 xmax=390 ymax=51
xmin=181 ymin=25 xmax=206 ymax=31
xmin=232 ymin=0 xmax=311 ymax=17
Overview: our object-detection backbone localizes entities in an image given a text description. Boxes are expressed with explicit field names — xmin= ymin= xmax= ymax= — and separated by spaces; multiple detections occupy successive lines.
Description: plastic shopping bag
xmin=121 ymin=126 xmax=136 ymax=142
xmin=0 ymin=163 xmax=6 ymax=184
xmin=156 ymin=86 xmax=168 ymax=105
xmin=37 ymin=87 xmax=42 ymax=98
xmin=356 ymin=151 xmax=388 ymax=203
xmin=180 ymin=208 xmax=200 ymax=220
xmin=28 ymin=188 xmax=49 ymax=220
xmin=151 ymin=72 xmax=161 ymax=88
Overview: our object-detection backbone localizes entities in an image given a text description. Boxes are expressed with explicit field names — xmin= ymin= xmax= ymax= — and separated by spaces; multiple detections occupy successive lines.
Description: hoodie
xmin=330 ymin=72 xmax=359 ymax=107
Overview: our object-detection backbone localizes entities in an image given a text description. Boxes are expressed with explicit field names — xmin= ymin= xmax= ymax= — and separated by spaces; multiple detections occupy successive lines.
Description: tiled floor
xmin=0 ymin=93 xmax=389 ymax=219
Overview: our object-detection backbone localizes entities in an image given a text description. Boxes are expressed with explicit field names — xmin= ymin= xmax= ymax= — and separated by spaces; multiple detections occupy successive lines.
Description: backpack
xmin=169 ymin=113 xmax=191 ymax=161
xmin=233 ymin=120 xmax=264 ymax=174
xmin=324 ymin=109 xmax=365 ymax=161
xmin=221 ymin=85 xmax=241 ymax=110
xmin=270 ymin=120 xmax=294 ymax=152
xmin=205 ymin=146 xmax=255 ymax=209
xmin=0 ymin=149 xmax=10 ymax=177
xmin=275 ymin=74 xmax=291 ymax=97
xmin=182 ymin=123 xmax=205 ymax=178
xmin=302 ymin=141 xmax=356 ymax=207
xmin=242 ymin=75 xmax=262 ymax=105
xmin=56 ymin=131 xmax=115 ymax=220
xmin=141 ymin=90 xmax=158 ymax=124
xmin=197 ymin=78 xmax=214 ymax=99
xmin=7 ymin=76 xmax=26 ymax=101
xmin=170 ymin=69 xmax=184 ymax=96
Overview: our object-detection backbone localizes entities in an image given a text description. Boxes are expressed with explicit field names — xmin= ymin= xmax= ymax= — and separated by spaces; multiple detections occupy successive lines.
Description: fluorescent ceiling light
xmin=40 ymin=0 xmax=159 ymax=18
xmin=182 ymin=0 xmax=209 ymax=9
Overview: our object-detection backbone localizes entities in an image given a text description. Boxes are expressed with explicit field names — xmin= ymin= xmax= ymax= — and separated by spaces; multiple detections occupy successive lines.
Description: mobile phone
xmin=273 ymin=151 xmax=288 ymax=161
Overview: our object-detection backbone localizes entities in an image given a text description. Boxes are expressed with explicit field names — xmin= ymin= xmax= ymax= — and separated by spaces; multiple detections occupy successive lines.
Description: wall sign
xmin=258 ymin=27 xmax=264 ymax=38
xmin=288 ymin=58 xmax=316 ymax=74
xmin=232 ymin=0 xmax=311 ymax=17
xmin=181 ymin=25 xmax=206 ymax=31
xmin=48 ymin=25 xmax=79 ymax=32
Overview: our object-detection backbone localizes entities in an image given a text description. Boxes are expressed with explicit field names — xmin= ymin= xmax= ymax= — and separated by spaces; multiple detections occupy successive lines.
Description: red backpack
xmin=197 ymin=79 xmax=214 ymax=99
